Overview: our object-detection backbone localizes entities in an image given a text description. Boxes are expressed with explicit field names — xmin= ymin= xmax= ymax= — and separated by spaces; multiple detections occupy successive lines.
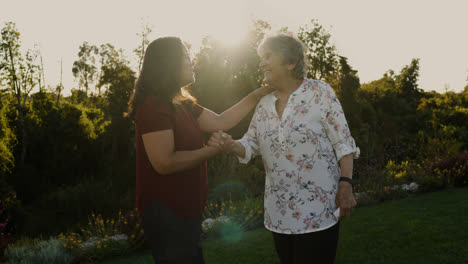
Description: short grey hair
xmin=257 ymin=32 xmax=309 ymax=79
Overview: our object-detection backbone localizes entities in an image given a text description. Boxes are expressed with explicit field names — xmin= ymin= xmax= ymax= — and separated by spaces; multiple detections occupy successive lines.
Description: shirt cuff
xmin=334 ymin=142 xmax=360 ymax=162
xmin=236 ymin=139 xmax=252 ymax=164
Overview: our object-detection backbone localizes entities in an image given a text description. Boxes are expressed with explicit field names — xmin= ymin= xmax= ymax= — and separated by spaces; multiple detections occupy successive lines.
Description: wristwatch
xmin=339 ymin=177 xmax=353 ymax=186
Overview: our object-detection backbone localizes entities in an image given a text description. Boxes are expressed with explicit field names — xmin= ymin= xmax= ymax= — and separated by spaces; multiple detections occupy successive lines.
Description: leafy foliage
xmin=0 ymin=91 xmax=15 ymax=175
xmin=298 ymin=19 xmax=338 ymax=82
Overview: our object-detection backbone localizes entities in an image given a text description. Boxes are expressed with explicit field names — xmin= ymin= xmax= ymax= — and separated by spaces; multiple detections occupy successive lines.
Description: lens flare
xmin=220 ymin=221 xmax=244 ymax=243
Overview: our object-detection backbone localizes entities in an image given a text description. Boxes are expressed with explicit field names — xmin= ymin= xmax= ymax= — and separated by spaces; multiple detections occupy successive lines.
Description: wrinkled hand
xmin=207 ymin=130 xmax=234 ymax=153
xmin=335 ymin=182 xmax=356 ymax=220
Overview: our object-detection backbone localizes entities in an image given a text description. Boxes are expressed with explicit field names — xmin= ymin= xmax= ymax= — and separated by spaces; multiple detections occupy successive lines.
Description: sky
xmin=1 ymin=0 xmax=467 ymax=95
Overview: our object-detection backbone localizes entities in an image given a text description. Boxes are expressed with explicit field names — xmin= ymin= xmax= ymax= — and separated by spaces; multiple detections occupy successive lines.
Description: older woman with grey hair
xmin=209 ymin=33 xmax=359 ymax=263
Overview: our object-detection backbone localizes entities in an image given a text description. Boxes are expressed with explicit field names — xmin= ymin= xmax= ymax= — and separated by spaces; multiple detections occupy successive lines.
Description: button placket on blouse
xmin=278 ymin=91 xmax=300 ymax=152
xmin=275 ymin=100 xmax=285 ymax=150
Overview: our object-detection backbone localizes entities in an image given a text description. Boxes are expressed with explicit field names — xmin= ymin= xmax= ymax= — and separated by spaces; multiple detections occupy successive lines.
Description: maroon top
xmin=135 ymin=96 xmax=207 ymax=218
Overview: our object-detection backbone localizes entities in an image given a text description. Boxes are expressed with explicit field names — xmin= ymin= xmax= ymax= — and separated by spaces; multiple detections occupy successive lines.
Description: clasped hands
xmin=207 ymin=130 xmax=235 ymax=153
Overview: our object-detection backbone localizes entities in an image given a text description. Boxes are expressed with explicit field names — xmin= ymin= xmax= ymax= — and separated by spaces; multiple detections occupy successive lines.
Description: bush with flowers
xmin=417 ymin=153 xmax=468 ymax=192
xmin=59 ymin=207 xmax=144 ymax=262
xmin=353 ymin=149 xmax=467 ymax=205
xmin=432 ymin=153 xmax=467 ymax=185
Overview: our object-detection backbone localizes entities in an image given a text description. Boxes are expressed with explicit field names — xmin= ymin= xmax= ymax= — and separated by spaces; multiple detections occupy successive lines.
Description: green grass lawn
xmin=100 ymin=187 xmax=468 ymax=264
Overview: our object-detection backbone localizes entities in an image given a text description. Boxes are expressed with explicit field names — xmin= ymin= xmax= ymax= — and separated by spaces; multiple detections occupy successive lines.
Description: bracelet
xmin=339 ymin=177 xmax=353 ymax=186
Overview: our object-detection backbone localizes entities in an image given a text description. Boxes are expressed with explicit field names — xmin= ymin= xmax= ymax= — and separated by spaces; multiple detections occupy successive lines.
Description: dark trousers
xmin=272 ymin=222 xmax=340 ymax=264
xmin=141 ymin=199 xmax=205 ymax=264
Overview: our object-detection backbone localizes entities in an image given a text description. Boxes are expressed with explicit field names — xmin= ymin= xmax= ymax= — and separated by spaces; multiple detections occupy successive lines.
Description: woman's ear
xmin=287 ymin=64 xmax=295 ymax=71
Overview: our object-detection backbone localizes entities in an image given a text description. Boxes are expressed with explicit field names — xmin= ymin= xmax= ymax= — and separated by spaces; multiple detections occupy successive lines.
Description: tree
xmin=55 ymin=58 xmax=63 ymax=106
xmin=333 ymin=56 xmax=360 ymax=100
xmin=396 ymin=58 xmax=420 ymax=96
xmin=72 ymin=42 xmax=99 ymax=96
xmin=133 ymin=21 xmax=153 ymax=73
xmin=416 ymin=90 xmax=468 ymax=158
xmin=0 ymin=22 xmax=40 ymax=166
xmin=98 ymin=43 xmax=136 ymax=162
xmin=361 ymin=71 xmax=396 ymax=99
xmin=297 ymin=19 xmax=338 ymax=82
xmin=331 ymin=56 xmax=361 ymax=130
xmin=96 ymin=43 xmax=125 ymax=96
xmin=98 ymin=43 xmax=135 ymax=119
xmin=37 ymin=46 xmax=45 ymax=92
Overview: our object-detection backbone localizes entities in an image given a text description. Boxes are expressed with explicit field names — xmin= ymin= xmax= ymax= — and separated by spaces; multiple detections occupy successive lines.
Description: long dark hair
xmin=125 ymin=37 xmax=195 ymax=119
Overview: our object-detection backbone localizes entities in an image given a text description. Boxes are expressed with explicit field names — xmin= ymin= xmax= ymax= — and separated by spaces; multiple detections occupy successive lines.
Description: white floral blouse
xmin=238 ymin=79 xmax=360 ymax=234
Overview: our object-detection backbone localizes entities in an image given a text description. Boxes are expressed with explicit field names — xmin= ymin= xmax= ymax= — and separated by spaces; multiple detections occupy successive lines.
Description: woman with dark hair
xmin=126 ymin=37 xmax=272 ymax=263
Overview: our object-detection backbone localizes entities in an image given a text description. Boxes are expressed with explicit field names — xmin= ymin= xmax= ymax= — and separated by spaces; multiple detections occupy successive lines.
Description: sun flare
xmin=211 ymin=22 xmax=249 ymax=45
xmin=195 ymin=1 xmax=250 ymax=46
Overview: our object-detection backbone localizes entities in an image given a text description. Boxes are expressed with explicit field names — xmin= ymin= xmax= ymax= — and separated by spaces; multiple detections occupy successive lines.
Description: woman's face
xmin=259 ymin=48 xmax=294 ymax=85
xmin=179 ymin=44 xmax=195 ymax=87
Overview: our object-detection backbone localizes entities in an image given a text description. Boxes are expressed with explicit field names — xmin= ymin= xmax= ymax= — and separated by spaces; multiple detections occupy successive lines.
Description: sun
xmin=211 ymin=20 xmax=249 ymax=46
xmin=193 ymin=1 xmax=250 ymax=46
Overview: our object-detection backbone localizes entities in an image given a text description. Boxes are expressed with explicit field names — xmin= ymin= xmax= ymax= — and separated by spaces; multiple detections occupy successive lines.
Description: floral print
xmin=238 ymin=79 xmax=359 ymax=234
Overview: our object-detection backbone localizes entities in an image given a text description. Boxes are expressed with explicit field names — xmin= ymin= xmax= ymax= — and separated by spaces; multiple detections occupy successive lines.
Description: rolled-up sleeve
xmin=320 ymin=83 xmax=360 ymax=161
xmin=237 ymin=105 xmax=261 ymax=164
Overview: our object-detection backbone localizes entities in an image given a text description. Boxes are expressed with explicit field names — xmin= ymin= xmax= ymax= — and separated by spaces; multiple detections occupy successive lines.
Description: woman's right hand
xmin=207 ymin=131 xmax=234 ymax=153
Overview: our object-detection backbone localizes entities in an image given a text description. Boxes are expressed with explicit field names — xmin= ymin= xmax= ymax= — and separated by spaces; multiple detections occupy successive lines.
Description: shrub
xmin=408 ymin=152 xmax=468 ymax=192
xmin=356 ymin=152 xmax=467 ymax=197
xmin=59 ymin=208 xmax=144 ymax=262
xmin=383 ymin=159 xmax=425 ymax=184
xmin=4 ymin=238 xmax=75 ymax=264
xmin=23 ymin=178 xmax=135 ymax=236
xmin=431 ymin=153 xmax=468 ymax=187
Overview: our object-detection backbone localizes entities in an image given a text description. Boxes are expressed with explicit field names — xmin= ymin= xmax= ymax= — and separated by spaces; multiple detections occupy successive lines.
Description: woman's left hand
xmin=335 ymin=182 xmax=356 ymax=220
